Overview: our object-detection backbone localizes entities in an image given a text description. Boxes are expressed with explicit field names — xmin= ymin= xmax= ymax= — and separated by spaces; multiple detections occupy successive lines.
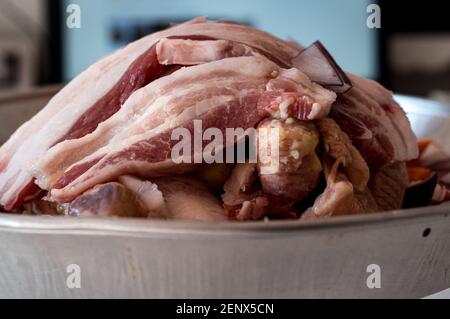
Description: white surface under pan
xmin=0 ymin=89 xmax=449 ymax=298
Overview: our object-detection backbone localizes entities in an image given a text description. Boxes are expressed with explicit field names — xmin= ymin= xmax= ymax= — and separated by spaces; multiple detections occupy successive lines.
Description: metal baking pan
xmin=0 ymin=89 xmax=449 ymax=298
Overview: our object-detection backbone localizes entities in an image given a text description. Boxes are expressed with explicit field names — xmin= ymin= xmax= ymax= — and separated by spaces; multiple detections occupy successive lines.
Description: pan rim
xmin=0 ymin=203 xmax=448 ymax=237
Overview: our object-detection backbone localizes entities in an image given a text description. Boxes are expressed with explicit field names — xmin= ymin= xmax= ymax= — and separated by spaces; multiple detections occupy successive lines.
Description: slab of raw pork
xmin=35 ymin=56 xmax=335 ymax=203
xmin=0 ymin=18 xmax=302 ymax=210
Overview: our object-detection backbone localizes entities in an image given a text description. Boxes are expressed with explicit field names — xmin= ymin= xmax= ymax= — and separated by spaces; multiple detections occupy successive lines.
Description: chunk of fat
xmin=156 ymin=38 xmax=261 ymax=65
xmin=153 ymin=176 xmax=227 ymax=222
xmin=118 ymin=175 xmax=166 ymax=218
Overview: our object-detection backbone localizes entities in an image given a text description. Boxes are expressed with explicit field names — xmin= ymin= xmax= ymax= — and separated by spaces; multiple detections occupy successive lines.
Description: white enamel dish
xmin=0 ymin=88 xmax=449 ymax=298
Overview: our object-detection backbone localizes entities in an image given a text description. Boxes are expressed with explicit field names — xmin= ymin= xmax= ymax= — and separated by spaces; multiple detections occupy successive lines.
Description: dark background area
xmin=378 ymin=1 xmax=450 ymax=96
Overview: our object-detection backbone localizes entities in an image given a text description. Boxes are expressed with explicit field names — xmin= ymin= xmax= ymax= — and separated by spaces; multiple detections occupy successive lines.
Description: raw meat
xmin=368 ymin=162 xmax=409 ymax=211
xmin=256 ymin=118 xmax=322 ymax=201
xmin=0 ymin=18 xmax=301 ymax=210
xmin=68 ymin=182 xmax=148 ymax=217
xmin=316 ymin=118 xmax=370 ymax=192
xmin=35 ymin=57 xmax=335 ymax=203
xmin=0 ymin=17 xmax=419 ymax=217
xmin=329 ymin=75 xmax=419 ymax=168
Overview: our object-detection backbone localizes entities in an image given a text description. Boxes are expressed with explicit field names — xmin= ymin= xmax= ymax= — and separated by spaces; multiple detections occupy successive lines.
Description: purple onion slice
xmin=292 ymin=41 xmax=352 ymax=93
xmin=402 ymin=172 xmax=438 ymax=209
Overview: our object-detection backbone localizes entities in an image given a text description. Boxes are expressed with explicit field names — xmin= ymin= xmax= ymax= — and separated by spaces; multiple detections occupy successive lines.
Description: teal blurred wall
xmin=62 ymin=0 xmax=378 ymax=81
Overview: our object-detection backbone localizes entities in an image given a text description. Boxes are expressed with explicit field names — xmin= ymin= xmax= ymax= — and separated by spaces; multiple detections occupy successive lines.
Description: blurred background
xmin=0 ymin=0 xmax=449 ymax=103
